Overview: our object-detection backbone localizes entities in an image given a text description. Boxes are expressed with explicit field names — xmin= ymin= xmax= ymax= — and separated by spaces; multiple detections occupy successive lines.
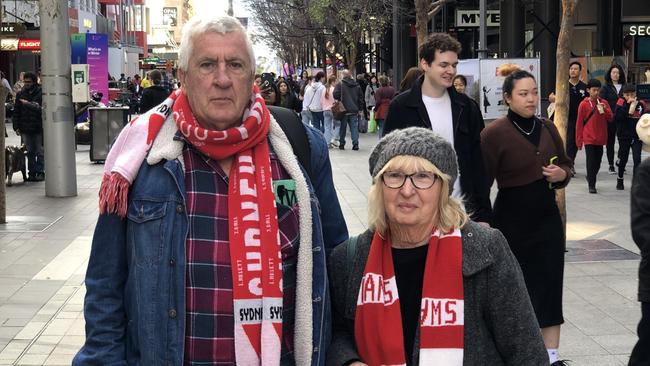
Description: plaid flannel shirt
xmin=182 ymin=139 xmax=299 ymax=365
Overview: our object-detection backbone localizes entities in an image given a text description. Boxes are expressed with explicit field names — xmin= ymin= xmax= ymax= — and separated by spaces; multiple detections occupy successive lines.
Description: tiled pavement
xmin=0 ymin=125 xmax=646 ymax=365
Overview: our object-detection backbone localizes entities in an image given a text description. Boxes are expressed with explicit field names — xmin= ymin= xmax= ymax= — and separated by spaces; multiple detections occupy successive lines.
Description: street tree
xmin=0 ymin=0 xmax=7 ymax=223
xmin=414 ymin=0 xmax=451 ymax=47
xmin=554 ymin=0 xmax=580 ymax=229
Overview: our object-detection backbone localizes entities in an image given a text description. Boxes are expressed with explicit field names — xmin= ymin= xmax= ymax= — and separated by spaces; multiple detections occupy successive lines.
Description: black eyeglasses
xmin=381 ymin=171 xmax=437 ymax=189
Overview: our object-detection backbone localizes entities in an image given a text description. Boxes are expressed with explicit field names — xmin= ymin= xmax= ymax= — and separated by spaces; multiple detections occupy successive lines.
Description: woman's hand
xmin=542 ymin=164 xmax=567 ymax=183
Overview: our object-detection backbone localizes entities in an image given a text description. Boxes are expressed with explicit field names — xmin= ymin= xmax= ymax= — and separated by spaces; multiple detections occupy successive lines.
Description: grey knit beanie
xmin=369 ymin=127 xmax=458 ymax=194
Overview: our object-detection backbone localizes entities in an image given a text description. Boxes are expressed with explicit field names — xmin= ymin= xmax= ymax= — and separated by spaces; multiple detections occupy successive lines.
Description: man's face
xmin=22 ymin=78 xmax=35 ymax=91
xmin=588 ymin=87 xmax=600 ymax=99
xmin=569 ymin=64 xmax=581 ymax=79
xmin=420 ymin=50 xmax=458 ymax=90
xmin=178 ymin=31 xmax=253 ymax=131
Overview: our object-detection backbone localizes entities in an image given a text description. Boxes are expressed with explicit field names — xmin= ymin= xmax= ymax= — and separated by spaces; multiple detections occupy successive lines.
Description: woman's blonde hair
xmin=368 ymin=155 xmax=468 ymax=235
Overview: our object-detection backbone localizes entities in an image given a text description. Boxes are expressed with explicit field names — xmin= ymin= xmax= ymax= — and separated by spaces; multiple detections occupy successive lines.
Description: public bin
xmin=89 ymin=106 xmax=129 ymax=162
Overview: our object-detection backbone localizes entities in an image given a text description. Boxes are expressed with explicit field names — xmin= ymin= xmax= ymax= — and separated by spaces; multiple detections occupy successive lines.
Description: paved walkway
xmin=0 ymin=127 xmax=645 ymax=365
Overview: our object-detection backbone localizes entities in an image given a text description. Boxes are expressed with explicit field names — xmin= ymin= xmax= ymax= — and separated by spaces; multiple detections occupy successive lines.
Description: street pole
xmin=0 ymin=0 xmax=6 ymax=223
xmin=39 ymin=0 xmax=78 ymax=197
xmin=478 ymin=0 xmax=487 ymax=58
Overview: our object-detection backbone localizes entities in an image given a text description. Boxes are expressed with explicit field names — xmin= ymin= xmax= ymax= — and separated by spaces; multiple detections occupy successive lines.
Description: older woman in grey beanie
xmin=327 ymin=127 xmax=547 ymax=366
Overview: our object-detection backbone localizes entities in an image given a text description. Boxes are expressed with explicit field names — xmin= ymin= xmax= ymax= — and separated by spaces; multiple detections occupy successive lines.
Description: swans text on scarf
xmin=357 ymin=273 xmax=398 ymax=305
xmin=420 ymin=298 xmax=464 ymax=327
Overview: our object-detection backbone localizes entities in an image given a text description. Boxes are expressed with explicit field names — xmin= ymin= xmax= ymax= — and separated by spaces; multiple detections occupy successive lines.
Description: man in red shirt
xmin=576 ymin=79 xmax=613 ymax=194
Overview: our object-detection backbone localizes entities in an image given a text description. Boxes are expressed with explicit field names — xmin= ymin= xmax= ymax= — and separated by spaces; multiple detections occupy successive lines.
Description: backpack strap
xmin=268 ymin=105 xmax=312 ymax=180
xmin=346 ymin=235 xmax=359 ymax=274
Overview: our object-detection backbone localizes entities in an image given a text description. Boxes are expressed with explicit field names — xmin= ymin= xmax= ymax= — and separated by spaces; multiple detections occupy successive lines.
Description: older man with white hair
xmin=73 ymin=14 xmax=347 ymax=366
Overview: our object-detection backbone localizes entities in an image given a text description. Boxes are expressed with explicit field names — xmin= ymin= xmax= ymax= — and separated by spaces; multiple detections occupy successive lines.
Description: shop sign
xmin=18 ymin=39 xmax=40 ymax=50
xmin=0 ymin=23 xmax=26 ymax=36
xmin=456 ymin=10 xmax=500 ymax=27
xmin=1 ymin=38 xmax=19 ymax=51
xmin=630 ymin=24 xmax=650 ymax=36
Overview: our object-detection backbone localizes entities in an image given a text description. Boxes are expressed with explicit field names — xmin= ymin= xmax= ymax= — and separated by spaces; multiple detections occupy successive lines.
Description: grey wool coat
xmin=326 ymin=221 xmax=548 ymax=366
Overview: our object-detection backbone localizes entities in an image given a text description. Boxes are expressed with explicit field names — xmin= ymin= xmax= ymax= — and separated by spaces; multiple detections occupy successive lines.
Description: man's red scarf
xmin=174 ymin=91 xmax=283 ymax=365
xmin=355 ymin=230 xmax=464 ymax=365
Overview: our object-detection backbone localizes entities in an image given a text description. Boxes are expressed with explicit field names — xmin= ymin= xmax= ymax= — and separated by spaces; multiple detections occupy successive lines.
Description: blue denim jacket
xmin=73 ymin=124 xmax=348 ymax=366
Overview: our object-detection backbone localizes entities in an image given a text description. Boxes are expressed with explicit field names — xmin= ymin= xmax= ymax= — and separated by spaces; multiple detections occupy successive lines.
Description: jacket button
xmin=168 ymin=309 xmax=177 ymax=318
xmin=169 ymin=258 xmax=176 ymax=266
xmin=176 ymin=205 xmax=184 ymax=213
xmin=536 ymin=151 xmax=540 ymax=155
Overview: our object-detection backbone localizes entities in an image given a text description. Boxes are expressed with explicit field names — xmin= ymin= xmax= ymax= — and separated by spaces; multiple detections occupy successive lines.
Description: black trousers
xmin=607 ymin=122 xmax=617 ymax=166
xmin=585 ymin=145 xmax=603 ymax=188
xmin=629 ymin=302 xmax=650 ymax=366
xmin=566 ymin=119 xmax=578 ymax=162
xmin=617 ymin=138 xmax=643 ymax=179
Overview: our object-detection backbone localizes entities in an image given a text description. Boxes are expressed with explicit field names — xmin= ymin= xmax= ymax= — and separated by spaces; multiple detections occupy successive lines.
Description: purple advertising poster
xmin=86 ymin=33 xmax=109 ymax=105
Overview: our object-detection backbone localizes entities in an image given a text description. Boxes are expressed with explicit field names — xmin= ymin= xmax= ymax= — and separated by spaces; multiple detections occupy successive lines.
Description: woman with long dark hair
xmin=600 ymin=64 xmax=626 ymax=174
xmin=481 ymin=69 xmax=572 ymax=366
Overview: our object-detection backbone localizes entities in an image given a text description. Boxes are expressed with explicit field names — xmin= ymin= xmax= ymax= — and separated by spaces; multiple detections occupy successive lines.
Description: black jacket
xmin=13 ymin=85 xmax=43 ymax=134
xmin=383 ymin=76 xmax=492 ymax=223
xmin=632 ymin=158 xmax=650 ymax=302
xmin=139 ymin=85 xmax=169 ymax=114
xmin=615 ymin=99 xmax=648 ymax=140
xmin=599 ymin=83 xmax=622 ymax=114
xmin=333 ymin=78 xmax=364 ymax=113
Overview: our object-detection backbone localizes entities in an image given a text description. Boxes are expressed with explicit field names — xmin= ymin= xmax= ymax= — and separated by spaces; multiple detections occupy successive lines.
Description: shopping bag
xmin=368 ymin=109 xmax=377 ymax=133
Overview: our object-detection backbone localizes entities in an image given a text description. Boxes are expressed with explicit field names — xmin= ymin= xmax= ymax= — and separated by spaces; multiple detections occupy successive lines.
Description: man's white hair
xmin=178 ymin=15 xmax=255 ymax=75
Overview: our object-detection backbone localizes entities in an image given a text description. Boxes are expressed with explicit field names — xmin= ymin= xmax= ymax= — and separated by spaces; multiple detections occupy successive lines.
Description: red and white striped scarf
xmin=99 ymin=87 xmax=283 ymax=365
xmin=355 ymin=230 xmax=464 ymax=365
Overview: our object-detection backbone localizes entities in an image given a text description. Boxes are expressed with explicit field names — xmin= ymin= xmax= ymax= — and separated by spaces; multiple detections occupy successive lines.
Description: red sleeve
xmin=616 ymin=97 xmax=626 ymax=108
xmin=575 ymin=102 xmax=585 ymax=149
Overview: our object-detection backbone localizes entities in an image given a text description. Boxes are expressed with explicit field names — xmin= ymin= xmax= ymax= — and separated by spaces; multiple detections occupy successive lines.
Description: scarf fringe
xmin=98 ymin=172 xmax=131 ymax=217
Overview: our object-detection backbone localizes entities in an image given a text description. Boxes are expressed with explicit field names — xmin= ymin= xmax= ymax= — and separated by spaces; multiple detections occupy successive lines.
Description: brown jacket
xmin=481 ymin=116 xmax=572 ymax=189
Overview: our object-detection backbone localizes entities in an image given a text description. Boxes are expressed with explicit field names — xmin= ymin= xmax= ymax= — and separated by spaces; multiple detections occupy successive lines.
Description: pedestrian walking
xmin=373 ymin=75 xmax=395 ymax=138
xmin=575 ymin=78 xmax=613 ymax=194
xmin=481 ymin=69 xmax=572 ymax=366
xmin=277 ymin=79 xmax=300 ymax=112
xmin=12 ymin=72 xmax=44 ymax=182
xmin=614 ymin=83 xmax=648 ymax=190
xmin=303 ymin=71 xmax=326 ymax=132
xmin=383 ymin=33 xmax=492 ymax=224
xmin=73 ymin=14 xmax=348 ymax=366
xmin=600 ymin=64 xmax=626 ymax=174
xmin=333 ymin=69 xmax=364 ymax=150
xmin=138 ymin=70 xmax=169 ymax=114
xmin=300 ymin=76 xmax=314 ymax=126
xmin=327 ymin=127 xmax=548 ymax=366
xmin=549 ymin=61 xmax=588 ymax=174
xmin=364 ymin=75 xmax=378 ymax=122
xmin=321 ymin=74 xmax=339 ymax=148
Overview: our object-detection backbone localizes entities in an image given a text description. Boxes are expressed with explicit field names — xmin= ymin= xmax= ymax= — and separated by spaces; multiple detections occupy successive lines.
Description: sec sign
xmin=630 ymin=25 xmax=650 ymax=36
xmin=18 ymin=39 xmax=40 ymax=50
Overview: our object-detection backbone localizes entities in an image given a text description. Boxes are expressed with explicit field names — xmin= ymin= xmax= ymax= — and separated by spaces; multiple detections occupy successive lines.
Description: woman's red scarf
xmin=355 ymin=230 xmax=464 ymax=365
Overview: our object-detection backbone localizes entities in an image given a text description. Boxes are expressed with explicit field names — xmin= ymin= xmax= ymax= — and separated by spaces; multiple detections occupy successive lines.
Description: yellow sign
xmin=83 ymin=18 xmax=93 ymax=29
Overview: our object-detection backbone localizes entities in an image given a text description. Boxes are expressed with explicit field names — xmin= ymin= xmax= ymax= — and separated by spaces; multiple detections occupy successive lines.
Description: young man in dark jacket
xmin=333 ymin=69 xmax=364 ymax=150
xmin=13 ymin=72 xmax=44 ymax=181
xmin=139 ymin=70 xmax=169 ymax=114
xmin=382 ymin=33 xmax=492 ymax=223
xmin=614 ymin=84 xmax=648 ymax=190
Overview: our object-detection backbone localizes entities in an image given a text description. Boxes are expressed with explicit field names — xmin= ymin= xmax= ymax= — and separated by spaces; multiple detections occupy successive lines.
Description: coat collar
xmin=402 ymin=75 xmax=466 ymax=134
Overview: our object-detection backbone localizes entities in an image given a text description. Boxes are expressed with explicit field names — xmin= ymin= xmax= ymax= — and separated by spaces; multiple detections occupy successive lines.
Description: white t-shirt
xmin=421 ymin=91 xmax=463 ymax=201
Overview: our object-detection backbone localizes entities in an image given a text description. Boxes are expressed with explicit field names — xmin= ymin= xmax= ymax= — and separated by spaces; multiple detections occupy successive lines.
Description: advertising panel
xmin=72 ymin=64 xmax=90 ymax=103
xmin=86 ymin=33 xmax=109 ymax=105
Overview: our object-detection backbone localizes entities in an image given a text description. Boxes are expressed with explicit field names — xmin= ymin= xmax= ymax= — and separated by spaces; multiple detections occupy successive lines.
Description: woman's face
xmin=505 ymin=77 xmax=538 ymax=118
xmin=371 ymin=76 xmax=377 ymax=84
xmin=382 ymin=167 xmax=440 ymax=231
xmin=279 ymin=82 xmax=288 ymax=95
xmin=263 ymin=89 xmax=277 ymax=105
xmin=453 ymin=78 xmax=466 ymax=93
xmin=610 ymin=68 xmax=620 ymax=83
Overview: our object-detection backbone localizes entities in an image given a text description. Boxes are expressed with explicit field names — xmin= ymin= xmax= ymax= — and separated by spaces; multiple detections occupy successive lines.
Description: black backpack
xmin=267 ymin=106 xmax=312 ymax=179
